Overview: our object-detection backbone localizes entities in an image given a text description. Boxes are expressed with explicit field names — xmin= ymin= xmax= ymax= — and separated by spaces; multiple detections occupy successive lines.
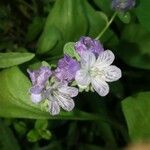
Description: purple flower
xmin=55 ymin=55 xmax=80 ymax=82
xmin=27 ymin=66 xmax=52 ymax=94
xmin=112 ymin=0 xmax=136 ymax=11
xmin=74 ymin=36 xmax=104 ymax=57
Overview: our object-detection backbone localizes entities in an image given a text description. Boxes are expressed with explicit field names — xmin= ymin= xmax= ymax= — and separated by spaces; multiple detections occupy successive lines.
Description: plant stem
xmin=95 ymin=12 xmax=117 ymax=40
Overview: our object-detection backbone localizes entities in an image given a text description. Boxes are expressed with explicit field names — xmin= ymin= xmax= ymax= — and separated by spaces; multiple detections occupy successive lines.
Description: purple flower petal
xmin=75 ymin=36 xmax=104 ymax=57
xmin=112 ymin=0 xmax=136 ymax=11
xmin=55 ymin=55 xmax=80 ymax=82
xmin=27 ymin=66 xmax=52 ymax=94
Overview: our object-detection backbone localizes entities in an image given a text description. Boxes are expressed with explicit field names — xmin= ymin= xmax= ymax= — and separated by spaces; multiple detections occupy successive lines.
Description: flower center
xmin=90 ymin=66 xmax=104 ymax=78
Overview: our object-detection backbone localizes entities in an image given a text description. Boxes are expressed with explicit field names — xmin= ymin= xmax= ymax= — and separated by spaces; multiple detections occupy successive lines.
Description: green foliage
xmin=93 ymin=0 xmax=112 ymax=15
xmin=0 ymin=52 xmax=35 ymax=68
xmin=27 ymin=129 xmax=41 ymax=142
xmin=0 ymin=120 xmax=20 ymax=150
xmin=122 ymin=92 xmax=150 ymax=141
xmin=119 ymin=24 xmax=150 ymax=70
xmin=26 ymin=17 xmax=45 ymax=42
xmin=63 ymin=42 xmax=80 ymax=60
xmin=118 ymin=12 xmax=131 ymax=24
xmin=13 ymin=121 xmax=27 ymax=135
xmin=27 ymin=119 xmax=51 ymax=142
xmin=135 ymin=0 xmax=150 ymax=32
xmin=37 ymin=0 xmax=107 ymax=55
xmin=35 ymin=119 xmax=48 ymax=130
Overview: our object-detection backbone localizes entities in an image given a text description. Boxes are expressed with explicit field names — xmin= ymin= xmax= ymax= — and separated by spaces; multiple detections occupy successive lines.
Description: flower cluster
xmin=111 ymin=0 xmax=136 ymax=11
xmin=28 ymin=36 xmax=122 ymax=115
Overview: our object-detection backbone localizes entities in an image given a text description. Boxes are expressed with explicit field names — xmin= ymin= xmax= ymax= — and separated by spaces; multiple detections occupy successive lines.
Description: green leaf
xmin=39 ymin=129 xmax=52 ymax=140
xmin=35 ymin=119 xmax=48 ymax=130
xmin=118 ymin=12 xmax=131 ymax=24
xmin=27 ymin=129 xmax=40 ymax=142
xmin=26 ymin=17 xmax=45 ymax=42
xmin=0 ymin=66 xmax=50 ymax=119
xmin=93 ymin=0 xmax=113 ymax=15
xmin=119 ymin=24 xmax=150 ymax=70
xmin=37 ymin=0 xmax=88 ymax=55
xmin=41 ymin=61 xmax=51 ymax=67
xmin=82 ymin=1 xmax=108 ymax=38
xmin=63 ymin=42 xmax=80 ymax=60
xmin=37 ymin=25 xmax=62 ymax=54
xmin=0 ymin=52 xmax=35 ymax=68
xmin=135 ymin=0 xmax=150 ymax=32
xmin=101 ymin=29 xmax=119 ymax=48
xmin=13 ymin=121 xmax=27 ymax=135
xmin=0 ymin=66 xmax=104 ymax=121
xmin=0 ymin=120 xmax=20 ymax=150
xmin=122 ymin=91 xmax=150 ymax=141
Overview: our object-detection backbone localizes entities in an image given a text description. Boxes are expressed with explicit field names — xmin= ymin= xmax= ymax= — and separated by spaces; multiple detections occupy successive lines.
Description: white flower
xmin=75 ymin=50 xmax=122 ymax=96
xmin=45 ymin=83 xmax=78 ymax=115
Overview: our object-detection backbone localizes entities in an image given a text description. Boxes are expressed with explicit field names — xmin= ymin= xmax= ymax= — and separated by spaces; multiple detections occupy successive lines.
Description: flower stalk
xmin=95 ymin=11 xmax=118 ymax=40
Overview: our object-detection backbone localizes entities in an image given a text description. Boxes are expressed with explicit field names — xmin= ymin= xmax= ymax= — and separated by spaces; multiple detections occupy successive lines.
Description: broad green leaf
xmin=82 ymin=1 xmax=108 ymax=38
xmin=26 ymin=17 xmax=45 ymax=42
xmin=37 ymin=0 xmax=87 ymax=55
xmin=0 ymin=52 xmax=35 ymax=68
xmin=63 ymin=42 xmax=80 ymax=60
xmin=37 ymin=25 xmax=62 ymax=54
xmin=135 ymin=0 xmax=150 ymax=32
xmin=93 ymin=0 xmax=113 ymax=15
xmin=119 ymin=24 xmax=150 ymax=70
xmin=122 ymin=91 xmax=150 ymax=141
xmin=0 ymin=66 xmax=104 ymax=120
xmin=0 ymin=120 xmax=20 ymax=150
xmin=101 ymin=29 xmax=119 ymax=48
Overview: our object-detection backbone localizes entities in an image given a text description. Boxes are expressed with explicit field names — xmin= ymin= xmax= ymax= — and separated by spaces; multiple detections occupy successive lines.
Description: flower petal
xmin=49 ymin=100 xmax=60 ymax=116
xmin=58 ymin=86 xmax=78 ymax=97
xmin=30 ymin=85 xmax=44 ymax=94
xmin=91 ymin=78 xmax=109 ymax=96
xmin=75 ymin=69 xmax=91 ymax=89
xmin=103 ymin=65 xmax=122 ymax=82
xmin=80 ymin=52 xmax=96 ymax=69
xmin=31 ymin=93 xmax=42 ymax=103
xmin=56 ymin=94 xmax=75 ymax=112
xmin=96 ymin=50 xmax=115 ymax=68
